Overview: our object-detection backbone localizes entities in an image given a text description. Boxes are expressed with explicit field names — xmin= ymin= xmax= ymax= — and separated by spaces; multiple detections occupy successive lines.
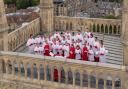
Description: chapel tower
xmin=0 ymin=0 xmax=9 ymax=51
xmin=122 ymin=0 xmax=128 ymax=65
xmin=40 ymin=0 xmax=54 ymax=33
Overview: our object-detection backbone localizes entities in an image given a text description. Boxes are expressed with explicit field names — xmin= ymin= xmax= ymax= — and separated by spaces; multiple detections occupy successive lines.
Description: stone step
xmin=107 ymin=54 xmax=123 ymax=59
xmin=107 ymin=60 xmax=123 ymax=65
xmin=105 ymin=43 xmax=122 ymax=48
xmin=104 ymin=40 xmax=122 ymax=45
xmin=105 ymin=46 xmax=123 ymax=51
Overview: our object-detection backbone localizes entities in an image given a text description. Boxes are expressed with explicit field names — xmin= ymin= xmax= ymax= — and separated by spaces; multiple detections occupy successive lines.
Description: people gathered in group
xmin=26 ymin=31 xmax=108 ymax=63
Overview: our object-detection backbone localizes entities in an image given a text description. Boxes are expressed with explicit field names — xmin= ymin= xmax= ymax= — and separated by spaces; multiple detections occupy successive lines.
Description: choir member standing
xmin=99 ymin=41 xmax=108 ymax=63
xmin=88 ymin=46 xmax=94 ymax=62
xmin=63 ymin=43 xmax=70 ymax=58
xmin=34 ymin=44 xmax=40 ymax=55
xmin=44 ymin=41 xmax=50 ymax=56
xmin=75 ymin=45 xmax=81 ymax=60
xmin=26 ymin=34 xmax=35 ymax=54
xmin=93 ymin=37 xmax=100 ymax=62
xmin=69 ymin=44 xmax=75 ymax=59
xmin=82 ymin=43 xmax=88 ymax=61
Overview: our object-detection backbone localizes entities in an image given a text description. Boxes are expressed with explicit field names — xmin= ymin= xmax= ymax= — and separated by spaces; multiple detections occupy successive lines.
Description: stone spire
xmin=122 ymin=0 xmax=128 ymax=65
xmin=0 ymin=0 xmax=9 ymax=51
xmin=40 ymin=0 xmax=54 ymax=33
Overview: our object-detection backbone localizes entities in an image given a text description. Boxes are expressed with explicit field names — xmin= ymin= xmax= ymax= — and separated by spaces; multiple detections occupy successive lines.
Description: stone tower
xmin=0 ymin=0 xmax=9 ymax=51
xmin=40 ymin=0 xmax=54 ymax=33
xmin=122 ymin=0 xmax=128 ymax=65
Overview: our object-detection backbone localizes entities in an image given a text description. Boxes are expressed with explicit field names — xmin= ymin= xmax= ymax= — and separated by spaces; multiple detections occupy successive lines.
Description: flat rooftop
xmin=16 ymin=33 xmax=123 ymax=66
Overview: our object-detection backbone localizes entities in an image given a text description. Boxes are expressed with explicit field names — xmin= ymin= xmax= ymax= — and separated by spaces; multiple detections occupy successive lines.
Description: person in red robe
xmin=44 ymin=41 xmax=50 ymax=56
xmin=82 ymin=43 xmax=88 ymax=61
xmin=54 ymin=68 xmax=58 ymax=81
xmin=69 ymin=44 xmax=75 ymax=59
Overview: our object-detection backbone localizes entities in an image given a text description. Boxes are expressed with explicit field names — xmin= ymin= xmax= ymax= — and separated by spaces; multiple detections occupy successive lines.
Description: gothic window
xmin=46 ymin=65 xmax=51 ymax=81
xmin=98 ymin=78 xmax=104 ymax=89
xmin=75 ymin=72 xmax=80 ymax=86
xmin=113 ymin=25 xmax=117 ymax=34
xmin=40 ymin=64 xmax=44 ymax=80
xmin=7 ymin=60 xmax=12 ymax=74
xmin=68 ymin=70 xmax=73 ymax=84
xmin=33 ymin=64 xmax=38 ymax=79
xmin=101 ymin=24 xmax=104 ymax=33
xmin=27 ymin=63 xmax=31 ymax=78
xmin=97 ymin=24 xmax=100 ymax=32
xmin=105 ymin=25 xmax=108 ymax=34
xmin=61 ymin=68 xmax=65 ymax=83
xmin=83 ymin=73 xmax=88 ymax=87
xmin=105 ymin=75 xmax=113 ymax=89
xmin=115 ymin=78 xmax=121 ymax=89
xmin=15 ymin=61 xmax=18 ymax=75
xmin=118 ymin=25 xmax=121 ymax=34
xmin=90 ymin=75 xmax=96 ymax=88
xmin=109 ymin=25 xmax=113 ymax=34
xmin=106 ymin=79 xmax=112 ymax=89
xmin=93 ymin=24 xmax=96 ymax=32
xmin=21 ymin=62 xmax=25 ymax=77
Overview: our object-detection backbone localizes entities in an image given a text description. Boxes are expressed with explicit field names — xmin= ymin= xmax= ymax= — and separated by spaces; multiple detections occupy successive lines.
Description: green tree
xmin=4 ymin=0 xmax=39 ymax=9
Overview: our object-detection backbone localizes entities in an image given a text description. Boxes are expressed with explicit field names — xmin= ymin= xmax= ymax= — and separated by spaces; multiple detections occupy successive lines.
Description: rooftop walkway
xmin=16 ymin=33 xmax=124 ymax=66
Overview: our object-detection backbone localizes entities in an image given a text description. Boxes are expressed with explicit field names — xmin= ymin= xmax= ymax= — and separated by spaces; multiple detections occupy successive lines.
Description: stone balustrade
xmin=7 ymin=18 xmax=40 ymax=51
xmin=0 ymin=51 xmax=127 ymax=89
xmin=54 ymin=16 xmax=121 ymax=36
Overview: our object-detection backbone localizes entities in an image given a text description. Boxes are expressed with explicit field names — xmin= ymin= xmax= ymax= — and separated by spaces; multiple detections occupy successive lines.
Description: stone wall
xmin=0 ymin=51 xmax=128 ymax=89
xmin=54 ymin=16 xmax=121 ymax=35
xmin=7 ymin=18 xmax=40 ymax=51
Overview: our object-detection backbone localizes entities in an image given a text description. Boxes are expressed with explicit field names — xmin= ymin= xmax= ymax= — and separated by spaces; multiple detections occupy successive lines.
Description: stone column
xmin=0 ymin=57 xmax=3 ymax=75
xmin=122 ymin=0 xmax=128 ymax=65
xmin=24 ymin=64 xmax=27 ymax=79
xmin=104 ymin=80 xmax=107 ymax=89
xmin=18 ymin=61 xmax=21 ymax=77
xmin=65 ymin=70 xmax=68 ymax=84
xmin=112 ymin=80 xmax=115 ymax=89
xmin=37 ymin=66 xmax=40 ymax=80
xmin=73 ymin=71 xmax=75 ymax=86
xmin=96 ymin=78 xmax=99 ymax=89
xmin=80 ymin=73 xmax=83 ymax=87
xmin=0 ymin=0 xmax=9 ymax=51
xmin=40 ymin=0 xmax=54 ymax=33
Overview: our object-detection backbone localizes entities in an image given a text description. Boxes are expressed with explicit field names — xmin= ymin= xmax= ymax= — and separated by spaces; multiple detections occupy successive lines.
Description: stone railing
xmin=7 ymin=18 xmax=40 ymax=51
xmin=0 ymin=51 xmax=127 ymax=89
xmin=54 ymin=16 xmax=121 ymax=36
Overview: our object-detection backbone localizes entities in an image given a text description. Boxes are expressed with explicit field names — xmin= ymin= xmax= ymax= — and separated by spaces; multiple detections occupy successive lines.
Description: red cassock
xmin=69 ymin=47 xmax=75 ymax=59
xmin=44 ymin=44 xmax=50 ymax=56
xmin=82 ymin=47 xmax=88 ymax=61
xmin=54 ymin=69 xmax=58 ymax=81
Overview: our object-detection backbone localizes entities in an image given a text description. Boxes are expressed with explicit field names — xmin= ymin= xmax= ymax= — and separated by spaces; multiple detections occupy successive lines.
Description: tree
xmin=4 ymin=0 xmax=39 ymax=9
